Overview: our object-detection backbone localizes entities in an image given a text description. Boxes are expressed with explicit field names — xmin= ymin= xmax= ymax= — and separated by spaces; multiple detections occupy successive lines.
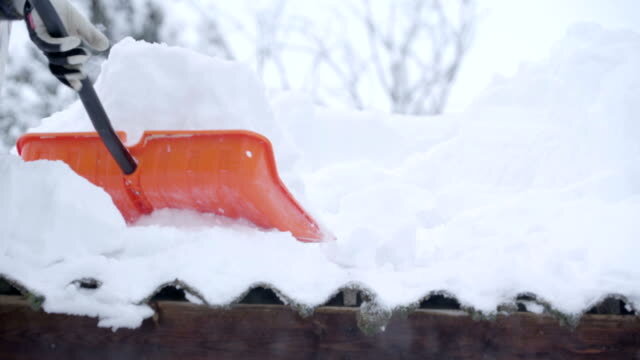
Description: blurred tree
xmin=304 ymin=0 xmax=475 ymax=114
xmin=0 ymin=40 xmax=74 ymax=150
xmin=0 ymin=0 xmax=165 ymax=150
xmin=186 ymin=0 xmax=293 ymax=89
xmin=191 ymin=0 xmax=475 ymax=115
xmin=1 ymin=0 xmax=475 ymax=150
xmin=88 ymin=0 xmax=164 ymax=49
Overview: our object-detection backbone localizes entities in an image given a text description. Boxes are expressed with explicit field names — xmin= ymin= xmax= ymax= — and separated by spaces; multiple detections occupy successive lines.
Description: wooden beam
xmin=0 ymin=295 xmax=639 ymax=359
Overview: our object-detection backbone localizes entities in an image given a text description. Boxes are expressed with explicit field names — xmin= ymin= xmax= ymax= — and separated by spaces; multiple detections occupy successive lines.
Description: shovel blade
xmin=17 ymin=130 xmax=326 ymax=242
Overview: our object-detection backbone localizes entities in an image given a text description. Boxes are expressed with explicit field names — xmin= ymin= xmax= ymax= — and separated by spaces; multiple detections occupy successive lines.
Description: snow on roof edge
xmin=1 ymin=274 xmax=637 ymax=333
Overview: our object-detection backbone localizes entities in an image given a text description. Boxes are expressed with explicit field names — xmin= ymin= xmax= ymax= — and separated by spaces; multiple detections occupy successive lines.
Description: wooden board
xmin=0 ymin=295 xmax=639 ymax=359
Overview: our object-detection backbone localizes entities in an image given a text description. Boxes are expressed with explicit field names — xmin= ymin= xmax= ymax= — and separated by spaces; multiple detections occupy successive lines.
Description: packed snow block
xmin=0 ymin=156 xmax=126 ymax=266
xmin=17 ymin=130 xmax=326 ymax=242
xmin=30 ymin=38 xmax=301 ymax=174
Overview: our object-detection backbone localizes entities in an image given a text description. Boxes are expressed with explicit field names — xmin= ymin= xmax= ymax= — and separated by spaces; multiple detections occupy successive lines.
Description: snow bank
xmin=2 ymin=23 xmax=640 ymax=328
xmin=0 ymin=156 xmax=125 ymax=265
xmin=30 ymin=37 xmax=301 ymax=173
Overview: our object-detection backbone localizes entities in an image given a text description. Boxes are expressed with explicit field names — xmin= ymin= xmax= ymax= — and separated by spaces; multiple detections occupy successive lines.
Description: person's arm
xmin=23 ymin=0 xmax=108 ymax=90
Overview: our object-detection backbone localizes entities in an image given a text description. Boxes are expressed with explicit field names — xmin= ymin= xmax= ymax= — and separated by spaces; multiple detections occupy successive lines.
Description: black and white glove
xmin=20 ymin=0 xmax=109 ymax=90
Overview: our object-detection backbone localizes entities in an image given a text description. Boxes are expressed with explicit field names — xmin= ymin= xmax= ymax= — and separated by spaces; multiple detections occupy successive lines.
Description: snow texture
xmin=2 ymin=23 xmax=640 ymax=329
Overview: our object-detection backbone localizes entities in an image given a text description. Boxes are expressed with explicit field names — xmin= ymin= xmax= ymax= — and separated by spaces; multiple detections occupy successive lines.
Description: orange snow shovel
xmin=17 ymin=0 xmax=327 ymax=242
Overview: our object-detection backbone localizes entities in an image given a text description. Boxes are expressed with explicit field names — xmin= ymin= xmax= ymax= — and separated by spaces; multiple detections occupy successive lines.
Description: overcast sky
xmin=447 ymin=0 xmax=640 ymax=111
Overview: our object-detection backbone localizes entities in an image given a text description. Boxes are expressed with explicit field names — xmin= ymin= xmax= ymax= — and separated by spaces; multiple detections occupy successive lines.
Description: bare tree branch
xmin=294 ymin=0 xmax=473 ymax=114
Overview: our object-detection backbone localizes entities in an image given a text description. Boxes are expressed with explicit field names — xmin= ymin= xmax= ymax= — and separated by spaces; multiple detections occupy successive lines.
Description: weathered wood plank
xmin=0 ymin=295 xmax=639 ymax=359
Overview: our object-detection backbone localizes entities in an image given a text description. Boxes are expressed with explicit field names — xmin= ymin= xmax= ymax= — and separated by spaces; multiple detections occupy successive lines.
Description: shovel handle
xmin=28 ymin=0 xmax=137 ymax=175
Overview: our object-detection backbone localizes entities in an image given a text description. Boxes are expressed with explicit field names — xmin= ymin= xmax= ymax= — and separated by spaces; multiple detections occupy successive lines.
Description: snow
xmin=30 ymin=38 xmax=301 ymax=173
xmin=519 ymin=300 xmax=545 ymax=315
xmin=2 ymin=23 xmax=640 ymax=329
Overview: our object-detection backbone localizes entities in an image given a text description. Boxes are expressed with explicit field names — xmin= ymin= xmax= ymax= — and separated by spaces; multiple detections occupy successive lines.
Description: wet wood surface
xmin=0 ymin=295 xmax=639 ymax=359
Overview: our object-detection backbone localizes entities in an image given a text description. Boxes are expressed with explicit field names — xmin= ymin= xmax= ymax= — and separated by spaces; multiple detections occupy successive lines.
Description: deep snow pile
xmin=30 ymin=38 xmax=301 ymax=175
xmin=2 ymin=23 xmax=640 ymax=328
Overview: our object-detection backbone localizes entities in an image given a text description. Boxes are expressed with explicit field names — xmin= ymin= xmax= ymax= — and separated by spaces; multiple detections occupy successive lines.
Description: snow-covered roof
xmin=2 ymin=25 xmax=640 ymax=329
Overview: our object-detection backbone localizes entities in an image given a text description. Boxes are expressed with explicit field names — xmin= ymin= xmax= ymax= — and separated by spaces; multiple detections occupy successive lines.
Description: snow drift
xmin=1 ymin=23 xmax=639 ymax=328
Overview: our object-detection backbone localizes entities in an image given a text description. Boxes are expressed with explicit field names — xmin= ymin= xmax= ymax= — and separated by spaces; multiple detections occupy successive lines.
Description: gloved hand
xmin=19 ymin=0 xmax=109 ymax=90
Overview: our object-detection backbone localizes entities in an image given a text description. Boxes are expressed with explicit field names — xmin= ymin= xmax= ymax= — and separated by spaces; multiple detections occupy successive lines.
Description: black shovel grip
xmin=28 ymin=0 xmax=138 ymax=175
